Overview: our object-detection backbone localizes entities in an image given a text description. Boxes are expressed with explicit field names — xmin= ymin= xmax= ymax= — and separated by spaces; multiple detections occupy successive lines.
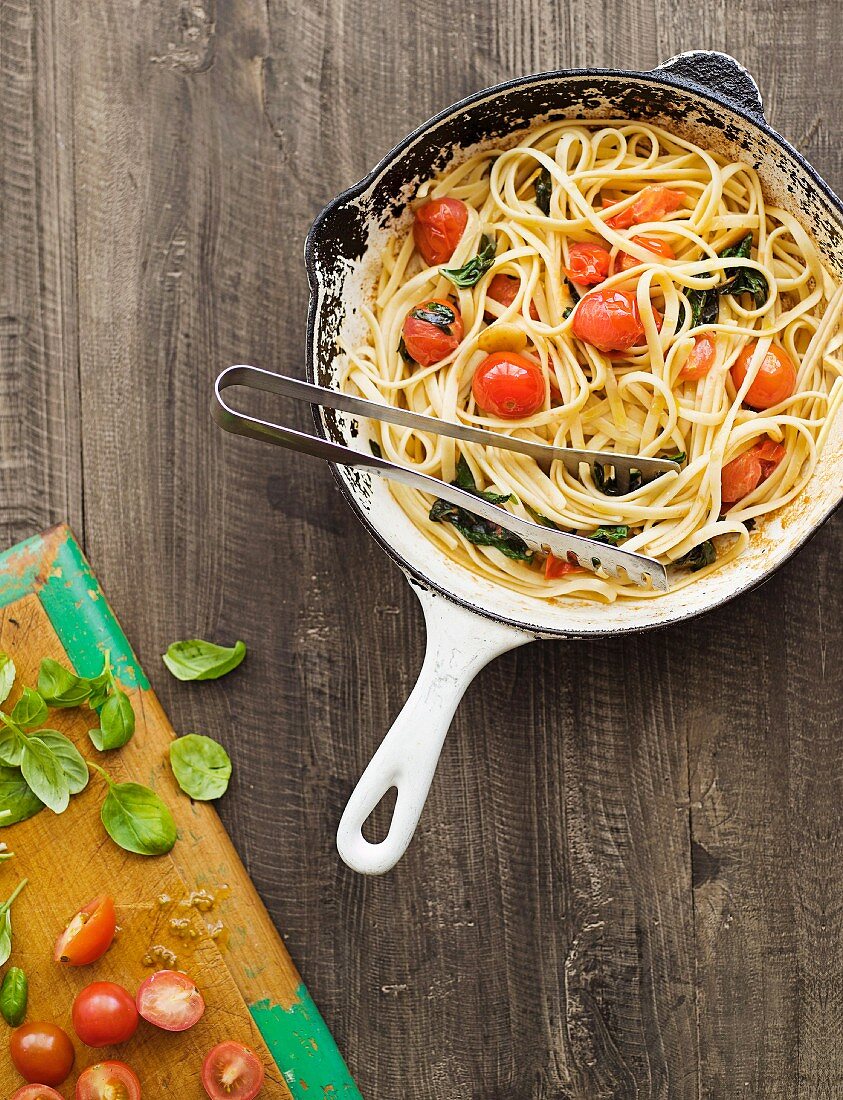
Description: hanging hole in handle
xmin=361 ymin=785 xmax=398 ymax=844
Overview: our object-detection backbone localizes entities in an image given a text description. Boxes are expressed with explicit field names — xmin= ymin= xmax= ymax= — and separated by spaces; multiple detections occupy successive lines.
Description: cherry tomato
xmin=201 ymin=1041 xmax=265 ymax=1100
xmin=563 ymin=242 xmax=611 ymax=286
xmin=10 ymin=1023 xmax=75 ymax=1087
xmin=731 ymin=343 xmax=797 ymax=409
xmin=76 ymin=1061 xmax=141 ymax=1100
xmin=484 ymin=273 xmax=539 ymax=320
xmin=54 ymin=894 xmax=116 ymax=966
xmin=72 ymin=982 xmax=138 ymax=1048
xmin=10 ymin=1087 xmax=66 ymax=1100
xmin=472 ymin=352 xmax=545 ymax=419
xmin=679 ymin=335 xmax=717 ymax=381
xmin=136 ymin=970 xmax=205 ymax=1032
xmin=412 ymin=197 xmax=468 ymax=266
xmin=402 ymin=298 xmax=464 ymax=366
xmin=721 ymin=437 xmax=785 ymax=504
xmin=545 ymin=554 xmax=584 ymax=579
xmin=616 ymin=234 xmax=675 ymax=272
xmin=572 ymin=288 xmax=646 ymax=353
xmin=604 ymin=184 xmax=685 ymax=229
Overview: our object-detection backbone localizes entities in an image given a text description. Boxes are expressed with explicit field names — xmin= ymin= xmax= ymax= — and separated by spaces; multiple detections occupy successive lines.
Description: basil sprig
xmin=169 ymin=734 xmax=232 ymax=801
xmin=87 ymin=653 xmax=135 ymax=751
xmin=441 ymin=235 xmax=496 ymax=288
xmin=162 ymin=638 xmax=246 ymax=682
xmin=90 ymin=762 xmax=177 ymax=856
xmin=37 ymin=658 xmax=92 ymax=708
xmin=684 ymin=234 xmax=768 ymax=328
xmin=0 ymin=879 xmax=27 ymax=967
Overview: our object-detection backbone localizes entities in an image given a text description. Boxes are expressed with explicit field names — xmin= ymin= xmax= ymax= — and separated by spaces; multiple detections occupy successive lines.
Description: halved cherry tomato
xmin=402 ymin=298 xmax=463 ymax=366
xmin=412 ymin=197 xmax=468 ymax=266
xmin=731 ymin=343 xmax=797 ymax=409
xmin=10 ymin=1086 xmax=65 ymax=1100
xmin=603 ymin=184 xmax=685 ymax=229
xmin=721 ymin=436 xmax=786 ymax=504
xmin=72 ymin=982 xmax=138 ymax=1048
xmin=54 ymin=894 xmax=116 ymax=966
xmin=76 ymin=1061 xmax=141 ymax=1100
xmin=10 ymin=1023 xmax=75 ymax=1086
xmin=136 ymin=970 xmax=205 ymax=1032
xmin=563 ymin=242 xmax=611 ymax=286
xmin=679 ymin=335 xmax=717 ymax=381
xmin=484 ymin=273 xmax=539 ymax=320
xmin=572 ymin=288 xmax=646 ymax=353
xmin=202 ymin=1041 xmax=265 ymax=1100
xmin=545 ymin=554 xmax=584 ymax=579
xmin=615 ymin=234 xmax=675 ymax=273
xmin=472 ymin=352 xmax=545 ymax=419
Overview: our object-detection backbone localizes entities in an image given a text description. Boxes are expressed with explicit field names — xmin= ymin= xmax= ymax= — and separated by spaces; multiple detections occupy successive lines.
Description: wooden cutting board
xmin=0 ymin=526 xmax=361 ymax=1099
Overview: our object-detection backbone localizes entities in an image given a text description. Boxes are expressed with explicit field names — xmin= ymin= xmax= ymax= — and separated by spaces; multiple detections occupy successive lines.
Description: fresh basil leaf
xmin=0 ymin=880 xmax=27 ymax=968
xmin=453 ymin=456 xmax=512 ymax=505
xmin=677 ymin=540 xmax=717 ymax=571
xmin=37 ymin=658 xmax=92 ymax=708
xmin=591 ymin=525 xmax=630 ymax=544
xmin=20 ymin=737 xmax=70 ymax=814
xmin=441 ymin=234 xmax=496 ymax=288
xmin=11 ymin=688 xmax=48 ymax=731
xmin=0 ymin=723 xmax=23 ymax=766
xmin=169 ymin=734 xmax=232 ymax=801
xmin=410 ymin=302 xmax=455 ymax=330
xmin=89 ymin=690 xmax=135 ymax=751
xmin=534 ymin=166 xmax=552 ymax=216
xmin=0 ymin=766 xmax=43 ymax=826
xmin=0 ymin=655 xmax=15 ymax=706
xmin=162 ymin=639 xmax=246 ymax=682
xmin=86 ymin=670 xmax=112 ymax=711
xmin=100 ymin=780 xmax=177 ymax=856
xmin=0 ymin=966 xmax=28 ymax=1026
xmin=32 ymin=731 xmax=89 ymax=794
xmin=429 ymin=498 xmax=532 ymax=560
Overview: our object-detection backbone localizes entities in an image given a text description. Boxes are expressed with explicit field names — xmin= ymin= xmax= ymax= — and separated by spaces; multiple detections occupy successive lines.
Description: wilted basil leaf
xmin=591 ymin=525 xmax=630 ymax=544
xmin=677 ymin=540 xmax=717 ymax=571
xmin=441 ymin=235 xmax=496 ymax=288
xmin=534 ymin=166 xmax=552 ymax=215
xmin=410 ymin=302 xmax=455 ymax=330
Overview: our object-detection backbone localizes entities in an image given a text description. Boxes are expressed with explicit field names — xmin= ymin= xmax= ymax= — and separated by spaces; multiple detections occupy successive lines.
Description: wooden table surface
xmin=2 ymin=1 xmax=841 ymax=1096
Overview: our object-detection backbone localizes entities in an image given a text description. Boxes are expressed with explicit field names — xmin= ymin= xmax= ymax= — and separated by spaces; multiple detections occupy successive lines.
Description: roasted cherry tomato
xmin=402 ymin=298 xmax=464 ymax=366
xmin=136 ymin=970 xmax=205 ymax=1032
xmin=412 ymin=197 xmax=468 ymax=266
xmin=731 ymin=343 xmax=797 ymax=409
xmin=572 ymin=288 xmax=646 ymax=353
xmin=10 ymin=1087 xmax=66 ymax=1100
xmin=679 ymin=335 xmax=717 ymax=381
xmin=202 ymin=1041 xmax=265 ymax=1100
xmin=721 ymin=437 xmax=785 ymax=504
xmin=75 ymin=1061 xmax=141 ymax=1100
xmin=10 ymin=1023 xmax=75 ymax=1087
xmin=615 ymin=234 xmax=675 ymax=272
xmin=72 ymin=982 xmax=138 ymax=1048
xmin=563 ymin=242 xmax=611 ymax=286
xmin=472 ymin=352 xmax=545 ymax=419
xmin=604 ymin=184 xmax=685 ymax=229
xmin=54 ymin=894 xmax=116 ymax=966
xmin=545 ymin=554 xmax=584 ymax=579
xmin=484 ymin=273 xmax=539 ymax=320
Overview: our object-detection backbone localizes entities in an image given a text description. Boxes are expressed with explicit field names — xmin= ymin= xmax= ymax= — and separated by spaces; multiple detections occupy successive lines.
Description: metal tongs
xmin=213 ymin=365 xmax=677 ymax=590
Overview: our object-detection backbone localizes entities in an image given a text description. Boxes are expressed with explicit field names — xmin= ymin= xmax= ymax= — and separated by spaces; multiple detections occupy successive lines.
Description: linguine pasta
xmin=341 ymin=119 xmax=843 ymax=602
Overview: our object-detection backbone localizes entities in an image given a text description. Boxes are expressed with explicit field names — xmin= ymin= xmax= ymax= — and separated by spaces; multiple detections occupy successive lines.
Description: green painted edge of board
xmin=250 ymin=987 xmax=363 ymax=1099
xmin=0 ymin=526 xmax=361 ymax=1098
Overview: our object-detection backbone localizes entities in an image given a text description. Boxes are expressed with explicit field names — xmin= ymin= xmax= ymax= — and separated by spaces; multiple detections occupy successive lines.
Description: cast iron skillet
xmin=294 ymin=52 xmax=842 ymax=874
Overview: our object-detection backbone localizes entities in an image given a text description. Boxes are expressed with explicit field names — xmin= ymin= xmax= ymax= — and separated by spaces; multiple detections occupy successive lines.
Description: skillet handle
xmin=336 ymin=586 xmax=530 ymax=875
xmin=655 ymin=51 xmax=765 ymax=120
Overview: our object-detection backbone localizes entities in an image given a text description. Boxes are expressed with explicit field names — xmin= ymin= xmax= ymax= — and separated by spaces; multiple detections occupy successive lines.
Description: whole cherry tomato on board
xmin=679 ymin=335 xmax=717 ymax=381
xmin=563 ymin=242 xmax=611 ymax=286
xmin=72 ymin=982 xmax=138 ymax=1048
xmin=603 ymin=185 xmax=685 ymax=229
xmin=136 ymin=970 xmax=206 ymax=1032
xmin=730 ymin=342 xmax=797 ymax=409
xmin=615 ymin=234 xmax=675 ymax=272
xmin=721 ymin=437 xmax=785 ymax=504
xmin=10 ymin=1087 xmax=66 ymax=1100
xmin=484 ymin=273 xmax=539 ymax=320
xmin=472 ymin=352 xmax=545 ymax=419
xmin=412 ymin=197 xmax=468 ymax=266
xmin=75 ymin=1061 xmax=142 ymax=1100
xmin=202 ymin=1041 xmax=265 ymax=1100
xmin=572 ymin=288 xmax=646 ymax=353
xmin=402 ymin=298 xmax=464 ymax=366
xmin=54 ymin=894 xmax=116 ymax=966
xmin=10 ymin=1023 xmax=75 ymax=1086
